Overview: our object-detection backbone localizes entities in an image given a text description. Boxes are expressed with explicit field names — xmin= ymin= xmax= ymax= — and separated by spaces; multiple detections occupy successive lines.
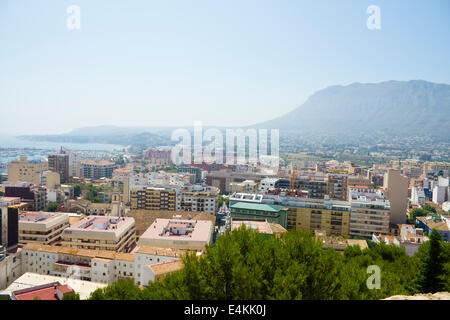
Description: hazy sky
xmin=1 ymin=0 xmax=449 ymax=135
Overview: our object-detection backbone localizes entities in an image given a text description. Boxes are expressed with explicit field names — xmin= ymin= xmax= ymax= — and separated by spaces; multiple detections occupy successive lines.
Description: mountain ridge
xmin=255 ymin=80 xmax=450 ymax=138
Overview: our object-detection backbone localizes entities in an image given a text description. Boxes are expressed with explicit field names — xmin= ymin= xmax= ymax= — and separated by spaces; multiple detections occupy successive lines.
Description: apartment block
xmin=327 ymin=171 xmax=348 ymax=201
xmin=411 ymin=187 xmax=426 ymax=206
xmin=292 ymin=176 xmax=328 ymax=199
xmin=21 ymin=243 xmax=184 ymax=286
xmin=18 ymin=212 xmax=70 ymax=245
xmin=130 ymin=187 xmax=177 ymax=211
xmin=177 ymin=185 xmax=219 ymax=215
xmin=48 ymin=151 xmax=70 ymax=184
xmin=4 ymin=183 xmax=47 ymax=211
xmin=384 ymin=169 xmax=408 ymax=225
xmin=80 ymin=160 xmax=117 ymax=180
xmin=144 ymin=148 xmax=172 ymax=167
xmin=0 ymin=197 xmax=21 ymax=249
xmin=40 ymin=170 xmax=60 ymax=189
xmin=348 ymin=197 xmax=391 ymax=238
xmin=60 ymin=216 xmax=136 ymax=252
xmin=7 ymin=156 xmax=48 ymax=185
xmin=0 ymin=246 xmax=22 ymax=290
xmin=230 ymin=191 xmax=391 ymax=238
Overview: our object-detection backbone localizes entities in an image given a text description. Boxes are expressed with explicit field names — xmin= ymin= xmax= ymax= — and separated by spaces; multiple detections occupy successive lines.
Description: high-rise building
xmin=0 ymin=199 xmax=19 ymax=249
xmin=327 ymin=171 xmax=348 ymax=201
xmin=384 ymin=169 xmax=408 ymax=225
xmin=48 ymin=151 xmax=70 ymax=183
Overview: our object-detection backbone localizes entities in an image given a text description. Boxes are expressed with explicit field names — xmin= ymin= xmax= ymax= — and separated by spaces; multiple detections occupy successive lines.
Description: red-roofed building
xmin=12 ymin=282 xmax=74 ymax=300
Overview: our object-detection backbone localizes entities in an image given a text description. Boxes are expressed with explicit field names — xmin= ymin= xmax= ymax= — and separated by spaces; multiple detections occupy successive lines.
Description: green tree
xmin=414 ymin=230 xmax=450 ymax=293
xmin=408 ymin=208 xmax=429 ymax=224
xmin=422 ymin=204 xmax=437 ymax=214
xmin=89 ymin=278 xmax=143 ymax=300
xmin=45 ymin=202 xmax=60 ymax=212
xmin=89 ymin=227 xmax=426 ymax=300
xmin=62 ymin=292 xmax=80 ymax=300
xmin=73 ymin=184 xmax=81 ymax=198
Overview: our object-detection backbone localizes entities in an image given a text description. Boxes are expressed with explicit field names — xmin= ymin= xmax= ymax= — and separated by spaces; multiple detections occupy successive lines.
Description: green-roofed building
xmin=229 ymin=202 xmax=289 ymax=228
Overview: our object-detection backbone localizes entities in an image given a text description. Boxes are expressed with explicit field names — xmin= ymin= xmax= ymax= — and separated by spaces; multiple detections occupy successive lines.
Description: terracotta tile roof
xmin=14 ymin=283 xmax=74 ymax=300
xmin=135 ymin=245 xmax=186 ymax=257
xmin=22 ymin=243 xmax=133 ymax=261
xmin=149 ymin=260 xmax=183 ymax=275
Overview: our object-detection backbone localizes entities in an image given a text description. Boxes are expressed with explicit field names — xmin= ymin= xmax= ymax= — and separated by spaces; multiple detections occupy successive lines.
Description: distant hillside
xmin=19 ymin=80 xmax=450 ymax=146
xmin=257 ymin=80 xmax=450 ymax=138
xmin=21 ymin=126 xmax=173 ymax=147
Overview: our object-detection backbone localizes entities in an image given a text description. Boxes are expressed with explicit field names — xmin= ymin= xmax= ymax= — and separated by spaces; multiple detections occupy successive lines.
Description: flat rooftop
xmin=140 ymin=218 xmax=212 ymax=242
xmin=230 ymin=202 xmax=286 ymax=212
xmin=80 ymin=160 xmax=115 ymax=166
xmin=19 ymin=211 xmax=64 ymax=223
xmin=66 ymin=216 xmax=134 ymax=232
xmin=0 ymin=197 xmax=21 ymax=205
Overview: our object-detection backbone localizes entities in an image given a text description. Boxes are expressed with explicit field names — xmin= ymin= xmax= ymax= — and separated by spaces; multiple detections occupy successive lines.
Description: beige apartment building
xmin=19 ymin=212 xmax=70 ymax=246
xmin=41 ymin=171 xmax=61 ymax=189
xmin=130 ymin=187 xmax=177 ymax=211
xmin=60 ymin=216 xmax=136 ymax=252
xmin=348 ymin=198 xmax=391 ymax=238
xmin=384 ymin=169 xmax=408 ymax=225
xmin=177 ymin=186 xmax=219 ymax=215
xmin=7 ymin=156 xmax=48 ymax=184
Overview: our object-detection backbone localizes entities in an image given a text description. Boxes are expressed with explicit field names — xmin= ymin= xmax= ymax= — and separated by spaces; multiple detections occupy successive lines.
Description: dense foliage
xmin=44 ymin=202 xmax=60 ymax=212
xmin=73 ymin=183 xmax=81 ymax=198
xmin=408 ymin=206 xmax=436 ymax=224
xmin=89 ymin=228 xmax=450 ymax=300
xmin=62 ymin=292 xmax=80 ymax=300
xmin=218 ymin=195 xmax=229 ymax=209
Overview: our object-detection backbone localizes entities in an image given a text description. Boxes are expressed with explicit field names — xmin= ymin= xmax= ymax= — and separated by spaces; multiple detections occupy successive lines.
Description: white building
xmin=0 ymin=272 xmax=107 ymax=300
xmin=21 ymin=243 xmax=185 ymax=287
xmin=0 ymin=246 xmax=22 ymax=290
xmin=411 ymin=187 xmax=426 ymax=206
xmin=259 ymin=178 xmax=279 ymax=191
xmin=443 ymin=202 xmax=450 ymax=212
xmin=433 ymin=186 xmax=446 ymax=205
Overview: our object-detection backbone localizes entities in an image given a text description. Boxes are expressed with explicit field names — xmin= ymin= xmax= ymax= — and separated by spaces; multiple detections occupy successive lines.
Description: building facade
xmin=130 ymin=187 xmax=177 ymax=211
xmin=18 ymin=212 xmax=70 ymax=245
xmin=7 ymin=156 xmax=48 ymax=185
xmin=60 ymin=216 xmax=136 ymax=252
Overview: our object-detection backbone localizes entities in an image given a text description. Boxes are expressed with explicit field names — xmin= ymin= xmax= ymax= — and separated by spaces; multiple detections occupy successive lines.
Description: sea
xmin=0 ymin=135 xmax=124 ymax=165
